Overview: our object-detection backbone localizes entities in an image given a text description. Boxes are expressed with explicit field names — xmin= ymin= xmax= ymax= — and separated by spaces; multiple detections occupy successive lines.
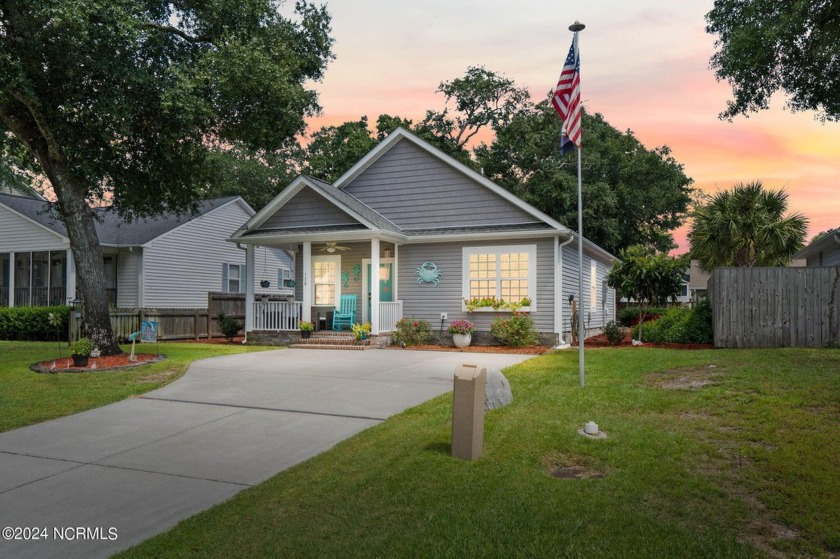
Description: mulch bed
xmin=31 ymin=353 xmax=164 ymax=373
xmin=386 ymin=344 xmax=549 ymax=355
xmin=583 ymin=331 xmax=713 ymax=350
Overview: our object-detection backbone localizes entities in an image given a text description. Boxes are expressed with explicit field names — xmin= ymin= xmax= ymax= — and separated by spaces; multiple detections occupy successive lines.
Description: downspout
xmin=554 ymin=235 xmax=574 ymax=349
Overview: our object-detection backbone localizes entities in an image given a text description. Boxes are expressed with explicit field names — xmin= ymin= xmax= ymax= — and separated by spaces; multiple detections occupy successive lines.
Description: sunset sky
xmin=302 ymin=1 xmax=839 ymax=254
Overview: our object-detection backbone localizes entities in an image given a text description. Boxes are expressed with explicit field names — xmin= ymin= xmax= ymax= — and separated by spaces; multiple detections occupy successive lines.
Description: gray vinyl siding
xmin=344 ymin=140 xmax=538 ymax=229
xmin=116 ymin=249 xmax=140 ymax=307
xmin=812 ymin=246 xmax=840 ymax=266
xmin=397 ymin=238 xmax=556 ymax=333
xmin=142 ymin=200 xmax=287 ymax=308
xmin=0 ymin=205 xmax=68 ymax=252
xmin=259 ymin=187 xmax=360 ymax=230
xmin=559 ymin=244 xmax=616 ymax=337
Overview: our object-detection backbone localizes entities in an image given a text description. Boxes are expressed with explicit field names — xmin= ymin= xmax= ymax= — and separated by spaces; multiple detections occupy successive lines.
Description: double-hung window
xmin=222 ymin=263 xmax=246 ymax=293
xmin=462 ymin=245 xmax=536 ymax=311
xmin=312 ymin=255 xmax=340 ymax=306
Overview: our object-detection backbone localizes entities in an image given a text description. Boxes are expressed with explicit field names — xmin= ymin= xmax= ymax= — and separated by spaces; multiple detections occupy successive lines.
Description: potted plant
xmin=351 ymin=321 xmax=371 ymax=341
xmin=299 ymin=320 xmax=314 ymax=339
xmin=260 ymin=280 xmax=271 ymax=288
xmin=70 ymin=337 xmax=93 ymax=367
xmin=448 ymin=319 xmax=475 ymax=348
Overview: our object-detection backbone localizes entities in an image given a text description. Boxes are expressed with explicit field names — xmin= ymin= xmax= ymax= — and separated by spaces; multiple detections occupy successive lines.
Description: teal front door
xmin=367 ymin=263 xmax=393 ymax=320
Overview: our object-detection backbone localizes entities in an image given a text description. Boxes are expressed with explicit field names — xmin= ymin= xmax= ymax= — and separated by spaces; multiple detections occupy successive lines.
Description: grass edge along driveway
xmin=119 ymin=347 xmax=840 ymax=559
xmin=0 ymin=341 xmax=274 ymax=433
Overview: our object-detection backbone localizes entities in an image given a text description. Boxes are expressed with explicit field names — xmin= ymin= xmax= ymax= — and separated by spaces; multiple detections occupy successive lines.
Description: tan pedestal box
xmin=451 ymin=363 xmax=487 ymax=460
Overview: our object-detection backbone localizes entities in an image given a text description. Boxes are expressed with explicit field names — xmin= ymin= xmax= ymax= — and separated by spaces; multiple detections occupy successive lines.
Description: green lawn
xmin=0 ymin=340 xmax=273 ymax=433
xmin=117 ymin=347 xmax=840 ymax=558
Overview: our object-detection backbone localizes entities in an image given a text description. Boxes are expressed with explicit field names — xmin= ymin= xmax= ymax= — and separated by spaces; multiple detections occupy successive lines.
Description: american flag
xmin=552 ymin=38 xmax=581 ymax=152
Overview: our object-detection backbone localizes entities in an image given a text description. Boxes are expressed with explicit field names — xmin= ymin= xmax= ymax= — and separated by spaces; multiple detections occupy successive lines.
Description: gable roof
xmin=334 ymin=127 xmax=568 ymax=232
xmin=794 ymin=227 xmax=840 ymax=259
xmin=235 ymin=175 xmax=401 ymax=241
xmin=0 ymin=193 xmax=247 ymax=246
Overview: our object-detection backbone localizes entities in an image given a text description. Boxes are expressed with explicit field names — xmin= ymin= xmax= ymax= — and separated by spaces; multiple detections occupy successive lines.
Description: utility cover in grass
xmin=485 ymin=368 xmax=512 ymax=410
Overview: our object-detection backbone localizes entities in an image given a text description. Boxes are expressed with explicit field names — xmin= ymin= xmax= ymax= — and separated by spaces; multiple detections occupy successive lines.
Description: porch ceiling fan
xmin=320 ymin=242 xmax=351 ymax=253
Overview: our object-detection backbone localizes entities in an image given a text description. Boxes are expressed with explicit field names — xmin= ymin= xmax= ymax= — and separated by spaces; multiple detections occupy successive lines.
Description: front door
xmin=364 ymin=261 xmax=393 ymax=323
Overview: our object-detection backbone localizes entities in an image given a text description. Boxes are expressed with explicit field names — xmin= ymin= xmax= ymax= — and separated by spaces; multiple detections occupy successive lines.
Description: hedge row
xmin=0 ymin=306 xmax=70 ymax=341
xmin=632 ymin=299 xmax=713 ymax=344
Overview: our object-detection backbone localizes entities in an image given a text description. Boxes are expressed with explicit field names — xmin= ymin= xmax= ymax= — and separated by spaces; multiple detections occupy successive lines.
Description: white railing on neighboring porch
xmin=379 ymin=301 xmax=403 ymax=333
xmin=253 ymin=301 xmax=302 ymax=331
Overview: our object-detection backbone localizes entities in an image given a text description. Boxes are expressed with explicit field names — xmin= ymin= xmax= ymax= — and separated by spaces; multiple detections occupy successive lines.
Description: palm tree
xmin=689 ymin=181 xmax=808 ymax=270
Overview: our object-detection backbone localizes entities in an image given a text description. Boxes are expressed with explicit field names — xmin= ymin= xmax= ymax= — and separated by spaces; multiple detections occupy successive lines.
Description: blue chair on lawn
xmin=332 ymin=294 xmax=357 ymax=331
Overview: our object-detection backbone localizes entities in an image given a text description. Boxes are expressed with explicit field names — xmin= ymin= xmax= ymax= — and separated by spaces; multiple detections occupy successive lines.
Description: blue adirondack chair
xmin=332 ymin=294 xmax=357 ymax=331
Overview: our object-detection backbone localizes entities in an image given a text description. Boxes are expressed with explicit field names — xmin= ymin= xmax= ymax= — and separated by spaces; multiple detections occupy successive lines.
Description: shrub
xmin=490 ymin=312 xmax=538 ymax=347
xmin=632 ymin=299 xmax=712 ymax=344
xmin=618 ymin=306 xmax=668 ymax=327
xmin=603 ymin=320 xmax=624 ymax=345
xmin=392 ymin=318 xmax=433 ymax=346
xmin=0 ymin=305 xmax=70 ymax=341
xmin=217 ymin=312 xmax=243 ymax=341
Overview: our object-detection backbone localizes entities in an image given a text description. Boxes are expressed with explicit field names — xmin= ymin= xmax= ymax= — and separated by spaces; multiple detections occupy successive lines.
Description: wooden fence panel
xmin=709 ymin=266 xmax=840 ymax=348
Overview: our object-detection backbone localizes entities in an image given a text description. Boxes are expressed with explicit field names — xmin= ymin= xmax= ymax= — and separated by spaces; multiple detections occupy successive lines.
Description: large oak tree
xmin=707 ymin=0 xmax=840 ymax=121
xmin=0 ymin=0 xmax=333 ymax=353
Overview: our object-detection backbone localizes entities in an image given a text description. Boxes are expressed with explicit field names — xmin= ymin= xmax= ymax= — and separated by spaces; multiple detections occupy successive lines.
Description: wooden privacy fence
xmin=68 ymin=292 xmax=261 ymax=342
xmin=708 ymin=266 xmax=840 ymax=348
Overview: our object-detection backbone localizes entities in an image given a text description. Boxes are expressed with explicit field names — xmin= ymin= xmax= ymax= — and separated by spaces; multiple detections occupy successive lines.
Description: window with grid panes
xmin=462 ymin=245 xmax=536 ymax=310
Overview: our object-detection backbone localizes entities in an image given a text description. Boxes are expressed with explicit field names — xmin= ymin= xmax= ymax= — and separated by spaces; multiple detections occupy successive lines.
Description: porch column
xmin=393 ymin=243 xmax=399 ymax=301
xmin=371 ymin=238 xmax=380 ymax=335
xmin=245 ymin=244 xmax=255 ymax=332
xmin=66 ymin=249 xmax=76 ymax=304
xmin=302 ymin=241 xmax=312 ymax=322
xmin=7 ymin=251 xmax=14 ymax=307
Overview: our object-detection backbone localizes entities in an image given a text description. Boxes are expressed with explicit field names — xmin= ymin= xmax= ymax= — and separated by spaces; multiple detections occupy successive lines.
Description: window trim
xmin=222 ymin=262 xmax=246 ymax=293
xmin=312 ymin=255 xmax=341 ymax=306
xmin=461 ymin=244 xmax=537 ymax=312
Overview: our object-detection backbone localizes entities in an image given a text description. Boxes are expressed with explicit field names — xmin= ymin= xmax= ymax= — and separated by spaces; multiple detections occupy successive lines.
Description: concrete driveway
xmin=0 ymin=348 xmax=532 ymax=558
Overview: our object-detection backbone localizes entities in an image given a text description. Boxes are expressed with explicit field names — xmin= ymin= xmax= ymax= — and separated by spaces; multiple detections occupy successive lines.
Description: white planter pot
xmin=453 ymin=333 xmax=472 ymax=348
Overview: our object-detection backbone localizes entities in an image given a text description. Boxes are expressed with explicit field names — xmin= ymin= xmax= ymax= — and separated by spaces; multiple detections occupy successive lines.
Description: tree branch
xmin=137 ymin=21 xmax=213 ymax=44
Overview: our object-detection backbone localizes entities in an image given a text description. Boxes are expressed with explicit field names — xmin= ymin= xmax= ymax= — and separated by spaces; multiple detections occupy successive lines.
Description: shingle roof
xmin=304 ymin=176 xmax=402 ymax=233
xmin=403 ymin=223 xmax=554 ymax=236
xmin=0 ymin=193 xmax=241 ymax=246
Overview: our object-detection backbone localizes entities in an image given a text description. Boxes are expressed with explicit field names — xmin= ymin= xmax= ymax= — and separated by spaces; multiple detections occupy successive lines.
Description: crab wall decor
xmin=416 ymin=262 xmax=443 ymax=286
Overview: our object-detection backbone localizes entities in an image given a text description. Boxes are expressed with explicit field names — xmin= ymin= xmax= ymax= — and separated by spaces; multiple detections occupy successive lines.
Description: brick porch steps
xmin=289 ymin=331 xmax=374 ymax=350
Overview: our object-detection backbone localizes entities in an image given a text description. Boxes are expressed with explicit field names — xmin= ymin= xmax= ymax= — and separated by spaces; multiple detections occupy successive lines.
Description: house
xmin=0 ymin=193 xmax=292 ymax=309
xmin=230 ymin=128 xmax=617 ymax=345
xmin=794 ymin=228 xmax=840 ymax=267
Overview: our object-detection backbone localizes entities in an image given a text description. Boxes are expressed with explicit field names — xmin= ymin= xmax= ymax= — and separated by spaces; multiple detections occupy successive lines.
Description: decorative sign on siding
xmin=416 ymin=262 xmax=443 ymax=286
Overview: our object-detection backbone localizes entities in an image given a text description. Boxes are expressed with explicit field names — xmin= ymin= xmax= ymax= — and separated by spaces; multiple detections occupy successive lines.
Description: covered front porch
xmin=244 ymin=237 xmax=403 ymax=336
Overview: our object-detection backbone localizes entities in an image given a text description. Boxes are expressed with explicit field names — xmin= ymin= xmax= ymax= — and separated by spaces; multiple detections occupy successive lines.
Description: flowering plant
xmin=463 ymin=296 xmax=531 ymax=312
xmin=351 ymin=321 xmax=371 ymax=340
xmin=448 ymin=320 xmax=475 ymax=335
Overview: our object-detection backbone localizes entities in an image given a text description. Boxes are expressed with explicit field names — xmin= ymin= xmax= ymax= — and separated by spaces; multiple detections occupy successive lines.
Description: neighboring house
xmin=0 ymin=193 xmax=292 ymax=309
xmin=688 ymin=260 xmax=711 ymax=301
xmin=230 ymin=127 xmax=617 ymax=345
xmin=795 ymin=228 xmax=840 ymax=267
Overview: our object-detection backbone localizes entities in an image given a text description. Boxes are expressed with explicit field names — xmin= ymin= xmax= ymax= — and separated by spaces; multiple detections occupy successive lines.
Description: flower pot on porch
xmin=453 ymin=333 xmax=472 ymax=348
xmin=71 ymin=354 xmax=89 ymax=367
xmin=300 ymin=330 xmax=312 ymax=339
xmin=260 ymin=280 xmax=271 ymax=288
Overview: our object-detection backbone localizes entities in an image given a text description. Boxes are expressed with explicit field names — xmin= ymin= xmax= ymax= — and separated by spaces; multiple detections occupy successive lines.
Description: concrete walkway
xmin=0 ymin=349 xmax=532 ymax=558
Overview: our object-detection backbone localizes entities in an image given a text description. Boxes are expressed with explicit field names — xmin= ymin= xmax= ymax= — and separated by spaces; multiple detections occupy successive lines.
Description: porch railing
xmin=379 ymin=300 xmax=403 ymax=333
xmin=253 ymin=300 xmax=302 ymax=331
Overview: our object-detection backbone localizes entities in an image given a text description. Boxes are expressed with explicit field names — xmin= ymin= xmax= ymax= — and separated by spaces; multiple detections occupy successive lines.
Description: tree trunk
xmin=38 ymin=162 xmax=123 ymax=355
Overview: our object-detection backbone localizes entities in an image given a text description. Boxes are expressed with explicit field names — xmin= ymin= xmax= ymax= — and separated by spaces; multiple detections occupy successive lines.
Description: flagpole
xmin=570 ymin=21 xmax=585 ymax=388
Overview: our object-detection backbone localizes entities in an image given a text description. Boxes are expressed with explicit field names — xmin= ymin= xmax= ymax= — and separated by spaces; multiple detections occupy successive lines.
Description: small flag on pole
xmin=553 ymin=38 xmax=582 ymax=151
